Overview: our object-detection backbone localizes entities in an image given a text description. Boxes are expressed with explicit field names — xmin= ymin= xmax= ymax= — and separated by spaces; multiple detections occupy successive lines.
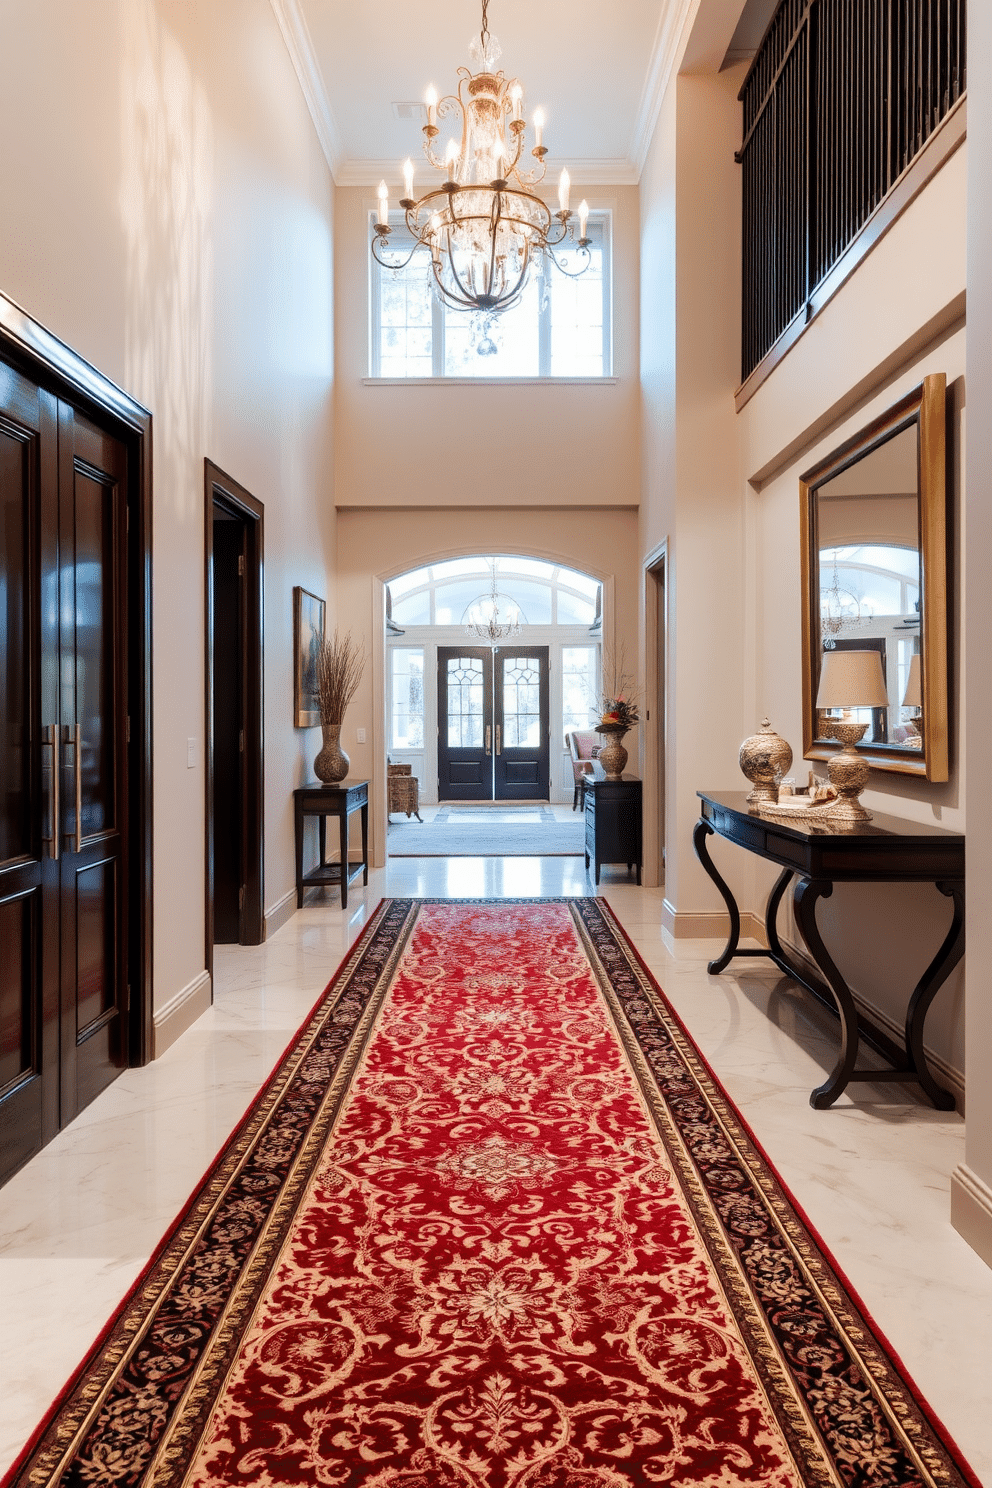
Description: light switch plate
xmin=357 ymin=727 xmax=367 ymax=744
xmin=187 ymin=737 xmax=197 ymax=768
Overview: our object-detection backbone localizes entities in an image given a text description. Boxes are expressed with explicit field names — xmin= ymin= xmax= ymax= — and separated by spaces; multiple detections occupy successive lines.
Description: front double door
xmin=437 ymin=646 xmax=550 ymax=801
xmin=0 ymin=366 xmax=129 ymax=1186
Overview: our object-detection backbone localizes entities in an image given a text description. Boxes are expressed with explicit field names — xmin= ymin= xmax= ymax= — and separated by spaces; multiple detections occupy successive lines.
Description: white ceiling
xmin=271 ymin=0 xmax=745 ymax=187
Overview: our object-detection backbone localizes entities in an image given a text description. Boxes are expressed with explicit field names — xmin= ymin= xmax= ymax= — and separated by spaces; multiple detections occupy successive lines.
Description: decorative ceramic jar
xmin=738 ymin=718 xmax=792 ymax=805
xmin=314 ymin=723 xmax=350 ymax=783
xmin=596 ymin=722 xmax=629 ymax=781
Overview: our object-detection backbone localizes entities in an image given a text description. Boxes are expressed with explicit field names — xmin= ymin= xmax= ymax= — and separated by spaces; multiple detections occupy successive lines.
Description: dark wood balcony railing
xmin=738 ymin=0 xmax=966 ymax=384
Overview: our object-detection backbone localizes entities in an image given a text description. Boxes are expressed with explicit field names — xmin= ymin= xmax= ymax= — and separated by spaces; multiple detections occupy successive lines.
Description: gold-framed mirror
xmin=800 ymin=374 xmax=948 ymax=781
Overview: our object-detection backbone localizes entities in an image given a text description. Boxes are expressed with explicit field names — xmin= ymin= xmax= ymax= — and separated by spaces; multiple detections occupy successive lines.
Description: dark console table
xmin=585 ymin=776 xmax=642 ymax=884
xmin=294 ymin=781 xmax=369 ymax=910
xmin=693 ymin=790 xmax=964 ymax=1110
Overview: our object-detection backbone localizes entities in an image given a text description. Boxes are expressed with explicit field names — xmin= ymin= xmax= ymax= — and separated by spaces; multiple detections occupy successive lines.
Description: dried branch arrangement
xmin=316 ymin=629 xmax=366 ymax=726
xmin=600 ymin=643 xmax=641 ymax=729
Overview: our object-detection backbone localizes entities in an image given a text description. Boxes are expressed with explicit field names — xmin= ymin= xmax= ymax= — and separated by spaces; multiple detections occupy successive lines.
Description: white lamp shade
xmin=902 ymin=653 xmax=922 ymax=708
xmin=816 ymin=648 xmax=889 ymax=709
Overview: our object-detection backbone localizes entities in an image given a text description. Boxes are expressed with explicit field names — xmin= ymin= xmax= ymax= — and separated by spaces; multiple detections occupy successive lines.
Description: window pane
xmin=556 ymin=590 xmax=597 ymax=626
xmin=444 ymin=278 xmax=540 ymax=377
xmin=563 ymin=646 xmax=599 ymax=734
xmin=378 ymin=252 xmax=433 ymax=377
xmin=502 ymin=655 xmax=542 ymax=747
xmin=392 ymin=590 xmax=431 ymax=625
xmin=391 ymin=649 xmax=425 ymax=749
xmin=447 ymin=656 xmax=485 ymax=748
xmin=550 ymin=240 xmax=603 ymax=377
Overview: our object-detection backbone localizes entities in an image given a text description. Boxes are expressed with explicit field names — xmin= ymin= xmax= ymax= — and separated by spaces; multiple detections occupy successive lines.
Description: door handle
xmin=495 ymin=724 xmax=502 ymax=755
xmin=42 ymin=724 xmax=60 ymax=860
xmin=68 ymin=723 xmax=83 ymax=853
xmin=485 ymin=724 xmax=491 ymax=756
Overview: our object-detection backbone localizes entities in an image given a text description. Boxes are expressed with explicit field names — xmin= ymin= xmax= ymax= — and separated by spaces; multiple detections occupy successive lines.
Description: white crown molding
xmin=337 ymin=157 xmax=639 ymax=189
xmin=629 ymin=0 xmax=703 ymax=179
xmin=270 ymin=0 xmax=344 ymax=180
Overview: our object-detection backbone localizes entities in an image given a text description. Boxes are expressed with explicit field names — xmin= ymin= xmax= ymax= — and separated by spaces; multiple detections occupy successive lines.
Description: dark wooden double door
xmin=1 ymin=365 xmax=129 ymax=1185
xmin=438 ymin=646 xmax=550 ymax=801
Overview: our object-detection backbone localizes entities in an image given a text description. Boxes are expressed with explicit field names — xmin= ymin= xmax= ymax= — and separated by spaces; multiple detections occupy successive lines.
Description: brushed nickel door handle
xmin=485 ymin=724 xmax=491 ymax=756
xmin=42 ymin=724 xmax=60 ymax=860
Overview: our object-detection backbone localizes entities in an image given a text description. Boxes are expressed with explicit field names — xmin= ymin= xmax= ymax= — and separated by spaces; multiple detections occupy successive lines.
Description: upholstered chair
xmin=566 ymin=730 xmax=600 ymax=810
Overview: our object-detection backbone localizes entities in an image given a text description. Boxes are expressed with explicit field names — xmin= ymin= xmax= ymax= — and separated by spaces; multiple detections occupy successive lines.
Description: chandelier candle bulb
xmin=579 ymin=199 xmax=589 ymax=241
xmin=377 ymin=181 xmax=389 ymax=226
xmin=533 ymin=108 xmax=544 ymax=147
xmin=511 ymin=84 xmax=522 ymax=121
xmin=403 ymin=158 xmax=414 ymax=200
xmin=445 ymin=139 xmax=458 ymax=183
xmin=426 ymin=85 xmax=438 ymax=128
xmin=558 ymin=169 xmax=570 ymax=213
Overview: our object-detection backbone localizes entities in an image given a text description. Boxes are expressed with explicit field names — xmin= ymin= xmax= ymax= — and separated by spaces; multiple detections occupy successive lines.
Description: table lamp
xmin=902 ymin=652 xmax=923 ymax=740
xmin=815 ymin=648 xmax=889 ymax=821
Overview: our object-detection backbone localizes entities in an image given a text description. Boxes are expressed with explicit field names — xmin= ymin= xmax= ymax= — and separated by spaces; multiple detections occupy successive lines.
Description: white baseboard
xmin=661 ymin=899 xmax=767 ymax=945
xmin=153 ymin=970 xmax=212 ymax=1058
xmin=265 ymin=887 xmax=297 ymax=938
xmin=951 ymin=1164 xmax=992 ymax=1270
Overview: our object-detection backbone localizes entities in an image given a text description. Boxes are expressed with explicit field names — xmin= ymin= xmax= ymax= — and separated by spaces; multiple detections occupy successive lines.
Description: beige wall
xmin=639 ymin=12 xmax=968 ymax=1085
xmin=335 ymin=506 xmax=639 ymax=865
xmin=953 ymin=0 xmax=992 ymax=1263
xmin=0 ymin=0 xmax=337 ymax=1023
xmin=333 ymin=183 xmax=641 ymax=508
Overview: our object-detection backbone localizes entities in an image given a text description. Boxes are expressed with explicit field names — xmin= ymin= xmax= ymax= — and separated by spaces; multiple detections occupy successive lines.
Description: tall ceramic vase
xmin=596 ymin=723 xmax=629 ymax=781
xmin=314 ymin=723 xmax=350 ymax=783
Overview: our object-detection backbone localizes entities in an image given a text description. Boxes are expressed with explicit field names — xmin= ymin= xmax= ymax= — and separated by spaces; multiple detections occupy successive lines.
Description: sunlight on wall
xmin=119 ymin=0 xmax=214 ymax=524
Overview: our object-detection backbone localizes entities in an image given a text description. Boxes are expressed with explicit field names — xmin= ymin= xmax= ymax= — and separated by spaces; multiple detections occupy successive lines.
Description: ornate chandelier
xmin=465 ymin=562 xmax=521 ymax=644
xmin=371 ymin=0 xmax=591 ymax=318
xmin=821 ymin=549 xmax=870 ymax=637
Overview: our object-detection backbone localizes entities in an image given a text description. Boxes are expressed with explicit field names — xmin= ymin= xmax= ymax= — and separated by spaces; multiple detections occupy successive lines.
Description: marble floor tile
xmin=1 ymin=860 xmax=990 ymax=1481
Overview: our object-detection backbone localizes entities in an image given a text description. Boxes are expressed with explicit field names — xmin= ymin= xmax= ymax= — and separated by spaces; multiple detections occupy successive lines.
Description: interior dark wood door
xmin=437 ymin=647 xmax=493 ymax=800
xmin=57 ymin=407 xmax=129 ymax=1122
xmin=211 ymin=512 xmax=245 ymax=943
xmin=0 ymin=368 xmax=59 ymax=1183
xmin=494 ymin=646 xmax=550 ymax=800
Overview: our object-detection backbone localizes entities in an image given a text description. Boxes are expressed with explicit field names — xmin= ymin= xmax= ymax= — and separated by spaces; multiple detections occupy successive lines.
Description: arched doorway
xmin=385 ymin=556 xmax=602 ymax=813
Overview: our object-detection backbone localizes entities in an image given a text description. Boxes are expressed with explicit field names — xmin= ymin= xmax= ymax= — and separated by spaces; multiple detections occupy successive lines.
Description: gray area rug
xmin=387 ymin=805 xmax=584 ymax=856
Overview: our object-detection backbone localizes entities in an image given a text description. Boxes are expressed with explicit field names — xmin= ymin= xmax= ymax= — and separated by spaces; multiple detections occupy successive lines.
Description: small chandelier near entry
xmin=371 ymin=0 xmax=591 ymax=323
xmin=465 ymin=562 xmax=521 ymax=644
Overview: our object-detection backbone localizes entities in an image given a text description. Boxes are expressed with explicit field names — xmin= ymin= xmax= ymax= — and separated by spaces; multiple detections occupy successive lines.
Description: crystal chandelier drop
xmin=821 ymin=550 xmax=868 ymax=636
xmin=465 ymin=562 xmax=522 ymax=644
xmin=371 ymin=0 xmax=591 ymax=319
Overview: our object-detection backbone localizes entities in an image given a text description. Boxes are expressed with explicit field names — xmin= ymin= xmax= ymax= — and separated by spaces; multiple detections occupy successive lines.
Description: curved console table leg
xmin=792 ymin=877 xmax=861 ymax=1109
xmin=903 ymin=879 xmax=963 ymax=1111
xmin=693 ymin=817 xmax=741 ymax=974
xmin=765 ymin=868 xmax=793 ymax=966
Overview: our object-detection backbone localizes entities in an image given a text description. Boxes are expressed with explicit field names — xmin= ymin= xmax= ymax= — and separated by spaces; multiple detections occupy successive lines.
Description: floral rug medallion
xmin=5 ymin=900 xmax=977 ymax=1488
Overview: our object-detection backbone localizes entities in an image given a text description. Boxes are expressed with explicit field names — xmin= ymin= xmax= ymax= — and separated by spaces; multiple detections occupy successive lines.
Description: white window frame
xmin=369 ymin=213 xmax=613 ymax=380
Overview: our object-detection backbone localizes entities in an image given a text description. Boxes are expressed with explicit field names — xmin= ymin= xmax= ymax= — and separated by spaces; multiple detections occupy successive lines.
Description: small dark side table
xmin=585 ymin=775 xmax=642 ymax=884
xmin=294 ymin=781 xmax=369 ymax=910
xmin=693 ymin=790 xmax=964 ymax=1110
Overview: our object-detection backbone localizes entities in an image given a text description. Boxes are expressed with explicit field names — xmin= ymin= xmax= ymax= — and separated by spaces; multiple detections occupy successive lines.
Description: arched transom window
xmin=387 ymin=555 xmax=601 ymax=629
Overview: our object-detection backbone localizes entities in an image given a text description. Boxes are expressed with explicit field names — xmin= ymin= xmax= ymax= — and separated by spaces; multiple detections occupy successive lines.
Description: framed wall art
xmin=293 ymin=586 xmax=325 ymax=728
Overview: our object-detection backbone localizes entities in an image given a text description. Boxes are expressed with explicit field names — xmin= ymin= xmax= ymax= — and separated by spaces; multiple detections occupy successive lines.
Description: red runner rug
xmin=6 ymin=899 xmax=978 ymax=1488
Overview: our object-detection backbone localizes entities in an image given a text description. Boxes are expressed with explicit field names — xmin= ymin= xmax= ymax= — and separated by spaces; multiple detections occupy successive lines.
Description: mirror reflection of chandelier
xmin=465 ymin=562 xmax=522 ymax=644
xmin=821 ymin=549 xmax=868 ymax=636
xmin=371 ymin=0 xmax=591 ymax=321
